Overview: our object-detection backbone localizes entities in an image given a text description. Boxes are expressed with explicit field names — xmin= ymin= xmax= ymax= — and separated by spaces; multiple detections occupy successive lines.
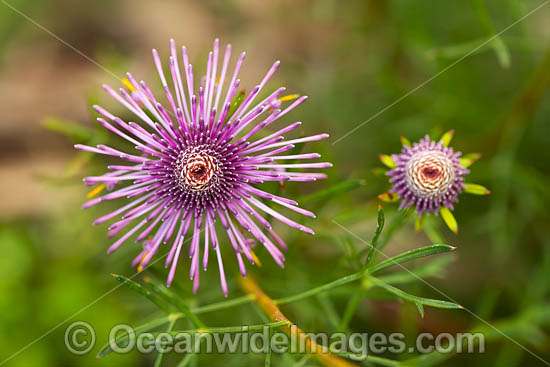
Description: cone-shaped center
xmin=422 ymin=166 xmax=441 ymax=179
xmin=183 ymin=155 xmax=216 ymax=190
xmin=406 ymin=150 xmax=455 ymax=198
xmin=175 ymin=146 xmax=221 ymax=192
xmin=190 ymin=164 xmax=207 ymax=180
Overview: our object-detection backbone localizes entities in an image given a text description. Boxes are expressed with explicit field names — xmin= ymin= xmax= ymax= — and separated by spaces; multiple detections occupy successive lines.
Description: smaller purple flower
xmin=378 ymin=131 xmax=489 ymax=233
xmin=387 ymin=134 xmax=467 ymax=216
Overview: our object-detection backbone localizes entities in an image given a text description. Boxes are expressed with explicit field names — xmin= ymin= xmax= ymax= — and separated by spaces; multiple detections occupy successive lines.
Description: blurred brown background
xmin=1 ymin=1 xmax=550 ymax=366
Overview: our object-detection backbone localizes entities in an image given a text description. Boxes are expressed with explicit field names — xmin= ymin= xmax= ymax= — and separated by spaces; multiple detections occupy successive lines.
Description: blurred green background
xmin=1 ymin=0 xmax=549 ymax=366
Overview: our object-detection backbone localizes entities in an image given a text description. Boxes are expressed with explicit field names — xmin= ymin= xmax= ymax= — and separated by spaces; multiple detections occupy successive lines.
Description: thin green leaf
xmin=265 ymin=338 xmax=272 ymax=367
xmin=363 ymin=355 xmax=415 ymax=367
xmin=415 ymin=302 xmax=425 ymax=318
xmin=427 ymin=37 xmax=492 ymax=60
xmin=336 ymin=353 xmax=413 ymax=366
xmin=142 ymin=321 xmax=289 ymax=348
xmin=370 ymin=244 xmax=456 ymax=274
xmin=192 ymin=295 xmax=254 ymax=314
xmin=176 ymin=335 xmax=202 ymax=367
xmin=364 ymin=206 xmax=385 ymax=269
xmin=400 ymin=136 xmax=411 ymax=146
xmin=371 ymin=277 xmax=462 ymax=311
xmin=316 ymin=293 xmax=341 ymax=329
xmin=337 ymin=291 xmax=362 ymax=331
xmin=291 ymin=355 xmax=310 ymax=367
xmin=470 ymin=0 xmax=511 ymax=68
xmin=144 ymin=277 xmax=206 ymax=329
xmin=154 ymin=318 xmax=177 ymax=367
xmin=112 ymin=274 xmax=173 ymax=313
xmin=275 ymin=272 xmax=365 ymax=305
xmin=378 ymin=257 xmax=453 ymax=285
xmin=341 ymin=236 xmax=361 ymax=269
xmin=177 ymin=350 xmax=194 ymax=367
xmin=97 ymin=313 xmax=177 ymax=358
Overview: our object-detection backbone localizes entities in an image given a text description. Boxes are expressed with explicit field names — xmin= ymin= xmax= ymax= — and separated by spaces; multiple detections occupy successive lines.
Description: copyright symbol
xmin=65 ymin=321 xmax=96 ymax=355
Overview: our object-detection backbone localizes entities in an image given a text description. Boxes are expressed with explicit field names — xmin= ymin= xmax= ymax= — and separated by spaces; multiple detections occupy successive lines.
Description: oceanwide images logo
xmin=65 ymin=321 xmax=485 ymax=359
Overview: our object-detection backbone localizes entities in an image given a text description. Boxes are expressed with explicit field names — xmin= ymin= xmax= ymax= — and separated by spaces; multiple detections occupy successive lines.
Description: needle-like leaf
xmin=370 ymin=244 xmax=456 ymax=274
xmin=364 ymin=206 xmax=385 ymax=269
xmin=112 ymin=274 xmax=173 ymax=313
xmin=371 ymin=277 xmax=462 ymax=312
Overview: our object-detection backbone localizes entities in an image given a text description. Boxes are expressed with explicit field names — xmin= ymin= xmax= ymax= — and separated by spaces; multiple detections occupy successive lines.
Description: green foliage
xmin=369 ymin=244 xmax=455 ymax=274
xmin=2 ymin=1 xmax=550 ymax=366
xmin=96 ymin=207 xmax=459 ymax=366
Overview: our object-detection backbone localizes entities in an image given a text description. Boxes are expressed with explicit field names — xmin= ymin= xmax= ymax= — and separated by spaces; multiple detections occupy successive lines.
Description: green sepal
xmin=464 ymin=183 xmax=491 ymax=195
xmin=379 ymin=154 xmax=396 ymax=169
xmin=440 ymin=207 xmax=458 ymax=234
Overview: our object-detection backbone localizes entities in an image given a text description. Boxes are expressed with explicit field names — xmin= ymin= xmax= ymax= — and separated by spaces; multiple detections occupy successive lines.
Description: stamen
xmin=278 ymin=94 xmax=300 ymax=102
xmin=137 ymin=251 xmax=149 ymax=272
xmin=87 ymin=184 xmax=106 ymax=199
xmin=122 ymin=78 xmax=136 ymax=92
xmin=249 ymin=249 xmax=262 ymax=267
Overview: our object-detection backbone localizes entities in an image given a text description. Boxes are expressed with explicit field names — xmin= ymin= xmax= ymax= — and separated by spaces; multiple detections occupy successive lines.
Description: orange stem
xmin=239 ymin=277 xmax=356 ymax=367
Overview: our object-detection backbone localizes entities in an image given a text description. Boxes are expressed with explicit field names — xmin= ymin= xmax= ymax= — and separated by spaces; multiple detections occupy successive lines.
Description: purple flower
xmin=76 ymin=39 xmax=331 ymax=296
xmin=379 ymin=131 xmax=489 ymax=234
xmin=386 ymin=135 xmax=468 ymax=216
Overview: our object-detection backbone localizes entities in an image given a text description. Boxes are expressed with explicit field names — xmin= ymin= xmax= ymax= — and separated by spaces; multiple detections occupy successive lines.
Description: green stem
xmin=192 ymin=294 xmax=254 ymax=314
xmin=177 ymin=336 xmax=201 ymax=367
xmin=337 ymin=291 xmax=363 ymax=331
xmin=316 ymin=293 xmax=341 ymax=329
xmin=363 ymin=206 xmax=385 ymax=269
xmin=274 ymin=272 xmax=365 ymax=305
xmin=146 ymin=277 xmax=207 ymax=329
xmin=113 ymin=274 xmax=173 ymax=313
xmin=154 ymin=318 xmax=177 ymax=367
xmin=142 ymin=321 xmax=289 ymax=348
xmin=423 ymin=216 xmax=445 ymax=244
xmin=101 ymin=243 xmax=455 ymax=358
xmin=337 ymin=353 xmax=414 ymax=366
xmin=377 ymin=209 xmax=410 ymax=253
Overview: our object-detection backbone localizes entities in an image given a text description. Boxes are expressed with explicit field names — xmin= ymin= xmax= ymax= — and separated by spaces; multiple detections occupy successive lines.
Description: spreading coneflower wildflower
xmin=378 ymin=131 xmax=489 ymax=233
xmin=76 ymin=39 xmax=331 ymax=295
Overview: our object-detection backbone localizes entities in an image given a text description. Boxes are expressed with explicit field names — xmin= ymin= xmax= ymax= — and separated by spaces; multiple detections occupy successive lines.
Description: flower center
xmin=422 ymin=166 xmax=440 ymax=179
xmin=406 ymin=151 xmax=455 ymax=198
xmin=175 ymin=146 xmax=221 ymax=192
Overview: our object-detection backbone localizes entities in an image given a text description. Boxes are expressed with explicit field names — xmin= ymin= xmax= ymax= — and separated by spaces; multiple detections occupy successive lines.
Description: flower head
xmin=379 ymin=131 xmax=489 ymax=233
xmin=387 ymin=135 xmax=467 ymax=216
xmin=76 ymin=39 xmax=330 ymax=295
